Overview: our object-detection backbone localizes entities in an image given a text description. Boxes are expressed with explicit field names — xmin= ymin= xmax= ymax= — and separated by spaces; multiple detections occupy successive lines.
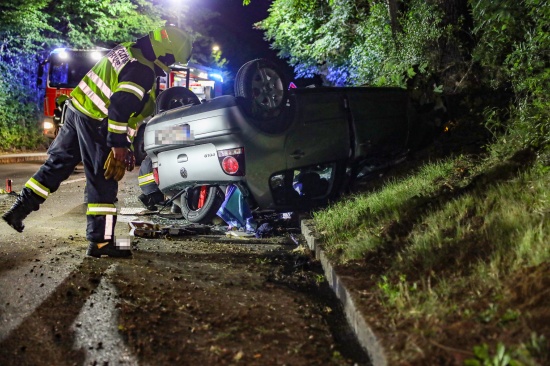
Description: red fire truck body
xmin=39 ymin=48 xmax=109 ymax=139
xmin=39 ymin=48 xmax=224 ymax=141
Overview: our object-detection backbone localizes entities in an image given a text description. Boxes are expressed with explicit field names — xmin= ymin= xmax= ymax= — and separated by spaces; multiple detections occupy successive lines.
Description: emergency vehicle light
xmin=209 ymin=73 xmax=223 ymax=82
xmin=51 ymin=48 xmax=69 ymax=59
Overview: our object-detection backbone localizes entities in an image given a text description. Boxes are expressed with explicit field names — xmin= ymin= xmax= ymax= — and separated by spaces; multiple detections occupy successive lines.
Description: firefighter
xmin=2 ymin=26 xmax=193 ymax=258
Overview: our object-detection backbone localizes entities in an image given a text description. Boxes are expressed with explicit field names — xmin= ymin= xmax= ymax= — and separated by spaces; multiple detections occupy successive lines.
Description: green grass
xmin=401 ymin=166 xmax=549 ymax=275
xmin=315 ymin=159 xmax=457 ymax=250
xmin=313 ymin=145 xmax=550 ymax=364
xmin=315 ymin=152 xmax=549 ymax=267
xmin=389 ymin=165 xmax=548 ymax=317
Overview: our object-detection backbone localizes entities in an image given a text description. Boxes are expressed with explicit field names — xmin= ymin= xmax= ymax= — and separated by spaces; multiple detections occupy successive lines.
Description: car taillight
xmin=153 ymin=167 xmax=159 ymax=185
xmin=217 ymin=147 xmax=245 ymax=176
xmin=222 ymin=156 xmax=239 ymax=174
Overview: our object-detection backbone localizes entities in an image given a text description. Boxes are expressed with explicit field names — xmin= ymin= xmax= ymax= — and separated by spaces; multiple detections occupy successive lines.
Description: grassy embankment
xmin=313 ymin=124 xmax=549 ymax=364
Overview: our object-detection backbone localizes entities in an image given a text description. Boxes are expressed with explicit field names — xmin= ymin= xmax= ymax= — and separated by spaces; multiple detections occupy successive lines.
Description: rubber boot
xmin=138 ymin=191 xmax=165 ymax=211
xmin=2 ymin=196 xmax=34 ymax=233
xmin=87 ymin=240 xmax=132 ymax=258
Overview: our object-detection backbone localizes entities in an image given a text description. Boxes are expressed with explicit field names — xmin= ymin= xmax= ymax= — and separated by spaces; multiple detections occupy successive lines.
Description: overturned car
xmin=143 ymin=59 xmax=438 ymax=223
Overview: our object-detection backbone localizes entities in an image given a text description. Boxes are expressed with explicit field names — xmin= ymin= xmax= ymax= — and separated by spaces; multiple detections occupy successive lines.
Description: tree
xmin=0 ymin=0 xmax=223 ymax=150
xmin=0 ymin=0 xmax=56 ymax=150
xmin=258 ymin=0 xmax=447 ymax=88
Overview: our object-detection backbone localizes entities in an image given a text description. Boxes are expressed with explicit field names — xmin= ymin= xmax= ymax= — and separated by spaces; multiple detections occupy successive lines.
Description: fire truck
xmin=159 ymin=62 xmax=223 ymax=99
xmin=38 ymin=47 xmax=110 ymax=139
xmin=38 ymin=47 xmax=224 ymax=163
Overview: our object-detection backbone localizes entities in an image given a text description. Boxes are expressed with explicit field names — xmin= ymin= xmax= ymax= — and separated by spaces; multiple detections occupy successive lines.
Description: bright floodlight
xmin=212 ymin=45 xmax=220 ymax=52
xmin=91 ymin=51 xmax=102 ymax=60
xmin=58 ymin=51 xmax=69 ymax=60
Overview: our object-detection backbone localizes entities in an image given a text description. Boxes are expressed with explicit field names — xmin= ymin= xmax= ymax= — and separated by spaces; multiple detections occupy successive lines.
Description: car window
xmin=269 ymin=162 xmax=337 ymax=206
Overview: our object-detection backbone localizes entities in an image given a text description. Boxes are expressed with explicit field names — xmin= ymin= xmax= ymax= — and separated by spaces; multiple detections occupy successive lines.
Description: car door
xmin=346 ymin=88 xmax=410 ymax=159
xmin=284 ymin=89 xmax=350 ymax=170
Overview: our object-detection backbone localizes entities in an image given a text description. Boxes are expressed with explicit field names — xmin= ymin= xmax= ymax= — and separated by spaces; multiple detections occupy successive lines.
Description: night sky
xmin=203 ymin=0 xmax=300 ymax=85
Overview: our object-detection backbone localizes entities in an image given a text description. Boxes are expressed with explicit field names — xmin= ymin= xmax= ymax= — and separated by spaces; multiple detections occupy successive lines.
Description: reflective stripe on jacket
xmin=70 ymin=43 xmax=156 ymax=148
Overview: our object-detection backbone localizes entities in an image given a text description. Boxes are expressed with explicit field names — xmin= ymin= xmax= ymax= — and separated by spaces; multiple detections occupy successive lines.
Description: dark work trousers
xmin=21 ymin=103 xmax=118 ymax=243
xmin=138 ymin=155 xmax=161 ymax=195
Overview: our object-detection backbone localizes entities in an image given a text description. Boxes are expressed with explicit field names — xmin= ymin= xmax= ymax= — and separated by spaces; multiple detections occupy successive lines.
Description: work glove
xmin=125 ymin=151 xmax=135 ymax=172
xmin=104 ymin=150 xmax=126 ymax=181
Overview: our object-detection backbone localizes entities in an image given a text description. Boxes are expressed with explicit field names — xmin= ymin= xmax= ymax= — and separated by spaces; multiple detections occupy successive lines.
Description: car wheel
xmin=133 ymin=125 xmax=147 ymax=166
xmin=180 ymin=185 xmax=225 ymax=224
xmin=235 ymin=59 xmax=288 ymax=121
xmin=155 ymin=86 xmax=201 ymax=114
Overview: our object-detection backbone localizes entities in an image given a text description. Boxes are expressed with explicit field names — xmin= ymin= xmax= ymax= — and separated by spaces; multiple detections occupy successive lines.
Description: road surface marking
xmin=72 ymin=264 xmax=138 ymax=365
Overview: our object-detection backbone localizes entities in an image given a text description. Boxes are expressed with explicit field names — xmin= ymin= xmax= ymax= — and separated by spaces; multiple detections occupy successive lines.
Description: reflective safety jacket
xmin=70 ymin=43 xmax=157 ymax=149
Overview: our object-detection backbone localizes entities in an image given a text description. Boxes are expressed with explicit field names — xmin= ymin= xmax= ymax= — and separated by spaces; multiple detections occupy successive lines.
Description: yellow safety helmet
xmin=149 ymin=25 xmax=193 ymax=71
xmin=55 ymin=94 xmax=69 ymax=107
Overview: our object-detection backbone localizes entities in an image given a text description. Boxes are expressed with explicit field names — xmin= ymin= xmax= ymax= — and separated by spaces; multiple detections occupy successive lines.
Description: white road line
xmin=72 ymin=264 xmax=139 ymax=365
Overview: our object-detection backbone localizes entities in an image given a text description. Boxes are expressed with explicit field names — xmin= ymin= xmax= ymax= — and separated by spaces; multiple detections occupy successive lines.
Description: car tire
xmin=155 ymin=86 xmax=201 ymax=114
xmin=133 ymin=125 xmax=147 ymax=166
xmin=234 ymin=59 xmax=288 ymax=121
xmin=180 ymin=185 xmax=225 ymax=224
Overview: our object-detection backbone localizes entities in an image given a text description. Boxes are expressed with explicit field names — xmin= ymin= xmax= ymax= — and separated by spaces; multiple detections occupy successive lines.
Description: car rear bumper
xmin=155 ymin=143 xmax=244 ymax=193
xmin=144 ymin=96 xmax=242 ymax=156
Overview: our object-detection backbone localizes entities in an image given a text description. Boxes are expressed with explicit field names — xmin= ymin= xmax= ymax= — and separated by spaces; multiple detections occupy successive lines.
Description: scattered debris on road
xmin=128 ymin=221 xmax=212 ymax=238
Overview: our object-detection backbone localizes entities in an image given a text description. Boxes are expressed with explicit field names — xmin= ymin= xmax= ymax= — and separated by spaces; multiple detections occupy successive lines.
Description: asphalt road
xmin=0 ymin=162 xmax=96 ymax=343
xmin=0 ymin=162 xmax=369 ymax=365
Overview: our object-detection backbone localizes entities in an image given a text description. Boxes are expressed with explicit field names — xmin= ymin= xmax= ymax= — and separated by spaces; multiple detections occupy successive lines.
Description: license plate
xmin=155 ymin=124 xmax=194 ymax=145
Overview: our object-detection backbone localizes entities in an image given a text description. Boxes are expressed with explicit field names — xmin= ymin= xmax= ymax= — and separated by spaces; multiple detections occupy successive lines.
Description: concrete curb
xmin=301 ymin=219 xmax=388 ymax=366
xmin=0 ymin=153 xmax=49 ymax=165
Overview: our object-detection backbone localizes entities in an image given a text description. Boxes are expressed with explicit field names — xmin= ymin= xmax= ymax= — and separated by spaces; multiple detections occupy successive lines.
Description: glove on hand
xmin=104 ymin=150 xmax=126 ymax=181
xmin=125 ymin=151 xmax=136 ymax=172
